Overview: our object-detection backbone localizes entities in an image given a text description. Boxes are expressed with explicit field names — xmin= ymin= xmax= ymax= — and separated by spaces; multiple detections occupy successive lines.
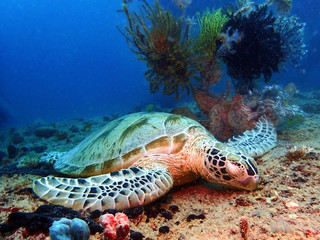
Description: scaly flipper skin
xmin=227 ymin=116 xmax=277 ymax=157
xmin=33 ymin=167 xmax=173 ymax=211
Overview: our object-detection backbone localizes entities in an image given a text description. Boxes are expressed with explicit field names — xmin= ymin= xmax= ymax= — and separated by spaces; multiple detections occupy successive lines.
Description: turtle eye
xmin=240 ymin=156 xmax=258 ymax=176
xmin=246 ymin=159 xmax=258 ymax=176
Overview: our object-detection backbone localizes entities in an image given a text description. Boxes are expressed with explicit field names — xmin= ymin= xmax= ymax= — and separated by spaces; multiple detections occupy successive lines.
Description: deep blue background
xmin=0 ymin=0 xmax=319 ymax=127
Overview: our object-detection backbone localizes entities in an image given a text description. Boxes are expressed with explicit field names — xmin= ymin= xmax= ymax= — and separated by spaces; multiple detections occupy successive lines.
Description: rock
xmin=169 ymin=205 xmax=179 ymax=213
xmin=7 ymin=145 xmax=19 ymax=159
xmin=160 ymin=210 xmax=172 ymax=220
xmin=18 ymin=152 xmax=40 ymax=168
xmin=285 ymin=201 xmax=299 ymax=210
xmin=0 ymin=204 xmax=103 ymax=235
xmin=31 ymin=145 xmax=47 ymax=153
xmin=239 ymin=217 xmax=249 ymax=240
xmin=170 ymin=107 xmax=198 ymax=121
xmin=34 ymin=127 xmax=58 ymax=138
xmin=159 ymin=225 xmax=170 ymax=234
xmin=186 ymin=213 xmax=206 ymax=222
xmin=129 ymin=230 xmax=144 ymax=240
xmin=55 ymin=131 xmax=68 ymax=141
xmin=123 ymin=206 xmax=144 ymax=219
xmin=11 ymin=133 xmax=24 ymax=144
xmin=0 ymin=151 xmax=6 ymax=162
xmin=89 ymin=210 xmax=102 ymax=219
xmin=69 ymin=125 xmax=79 ymax=133
xmin=300 ymin=101 xmax=320 ymax=114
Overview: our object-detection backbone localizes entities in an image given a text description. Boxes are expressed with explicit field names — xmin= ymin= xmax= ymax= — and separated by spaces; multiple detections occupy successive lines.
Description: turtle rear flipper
xmin=227 ymin=116 xmax=277 ymax=157
xmin=33 ymin=167 xmax=173 ymax=211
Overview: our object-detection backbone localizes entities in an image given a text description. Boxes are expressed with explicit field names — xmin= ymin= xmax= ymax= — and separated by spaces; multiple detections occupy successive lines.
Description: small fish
xmin=174 ymin=0 xmax=192 ymax=9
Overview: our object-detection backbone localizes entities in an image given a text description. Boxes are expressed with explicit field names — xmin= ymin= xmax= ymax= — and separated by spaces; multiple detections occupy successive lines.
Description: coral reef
xmin=242 ymin=85 xmax=305 ymax=127
xmin=199 ymin=94 xmax=256 ymax=142
xmin=100 ymin=213 xmax=130 ymax=240
xmin=118 ymin=0 xmax=199 ymax=99
xmin=194 ymin=85 xmax=304 ymax=141
xmin=119 ymin=0 xmax=306 ymax=100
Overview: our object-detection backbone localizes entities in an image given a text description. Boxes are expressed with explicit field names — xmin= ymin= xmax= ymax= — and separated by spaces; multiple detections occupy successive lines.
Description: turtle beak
xmin=236 ymin=175 xmax=259 ymax=190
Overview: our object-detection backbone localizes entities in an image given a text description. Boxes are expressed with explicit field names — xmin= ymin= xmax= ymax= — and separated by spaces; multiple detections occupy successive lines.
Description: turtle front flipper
xmin=33 ymin=167 xmax=173 ymax=211
xmin=227 ymin=116 xmax=277 ymax=157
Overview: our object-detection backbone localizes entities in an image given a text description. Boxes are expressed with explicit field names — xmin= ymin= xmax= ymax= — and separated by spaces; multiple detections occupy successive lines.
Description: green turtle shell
xmin=54 ymin=112 xmax=207 ymax=176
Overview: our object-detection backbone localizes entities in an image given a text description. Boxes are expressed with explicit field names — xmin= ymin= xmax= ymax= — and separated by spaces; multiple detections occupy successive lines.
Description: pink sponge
xmin=100 ymin=213 xmax=130 ymax=240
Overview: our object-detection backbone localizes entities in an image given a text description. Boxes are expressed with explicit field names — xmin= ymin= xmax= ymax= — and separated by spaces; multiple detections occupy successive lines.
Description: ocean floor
xmin=0 ymin=97 xmax=320 ymax=239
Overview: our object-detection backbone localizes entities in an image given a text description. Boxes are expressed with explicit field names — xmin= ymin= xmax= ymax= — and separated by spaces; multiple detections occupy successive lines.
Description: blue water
xmin=0 ymin=0 xmax=319 ymax=127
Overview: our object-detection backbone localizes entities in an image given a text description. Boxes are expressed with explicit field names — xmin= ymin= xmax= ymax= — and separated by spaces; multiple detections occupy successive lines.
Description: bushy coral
xmin=119 ymin=0 xmax=199 ymax=99
xmin=218 ymin=4 xmax=306 ymax=95
xmin=196 ymin=8 xmax=228 ymax=58
xmin=195 ymin=8 xmax=228 ymax=92
xmin=275 ymin=16 xmax=307 ymax=67
xmin=218 ymin=5 xmax=283 ymax=94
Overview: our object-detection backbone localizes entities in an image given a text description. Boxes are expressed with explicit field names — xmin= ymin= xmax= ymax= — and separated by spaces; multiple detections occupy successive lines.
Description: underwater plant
xmin=118 ymin=0 xmax=200 ymax=99
xmin=217 ymin=4 xmax=306 ymax=95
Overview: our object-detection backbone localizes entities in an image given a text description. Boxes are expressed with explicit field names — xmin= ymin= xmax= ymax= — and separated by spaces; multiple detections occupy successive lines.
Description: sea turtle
xmin=33 ymin=112 xmax=276 ymax=211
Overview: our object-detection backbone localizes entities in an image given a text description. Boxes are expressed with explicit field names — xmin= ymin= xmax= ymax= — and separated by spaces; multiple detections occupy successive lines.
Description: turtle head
xmin=202 ymin=147 xmax=259 ymax=190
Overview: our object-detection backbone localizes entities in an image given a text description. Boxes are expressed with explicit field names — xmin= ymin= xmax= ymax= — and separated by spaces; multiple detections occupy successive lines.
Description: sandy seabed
xmin=0 ymin=113 xmax=320 ymax=240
